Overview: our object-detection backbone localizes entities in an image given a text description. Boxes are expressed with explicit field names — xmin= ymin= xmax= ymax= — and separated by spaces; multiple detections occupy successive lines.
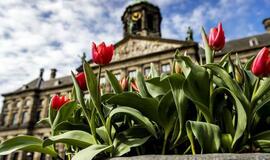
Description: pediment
xmin=112 ymin=36 xmax=185 ymax=61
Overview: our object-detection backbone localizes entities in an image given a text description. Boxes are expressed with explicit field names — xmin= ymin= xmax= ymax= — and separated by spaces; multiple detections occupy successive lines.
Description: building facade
xmin=0 ymin=1 xmax=270 ymax=160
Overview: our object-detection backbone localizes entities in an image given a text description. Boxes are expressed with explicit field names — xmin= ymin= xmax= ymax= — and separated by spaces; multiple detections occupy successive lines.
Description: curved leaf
xmin=168 ymin=74 xmax=188 ymax=145
xmin=252 ymin=78 xmax=270 ymax=106
xmin=52 ymin=101 xmax=77 ymax=130
xmin=0 ymin=136 xmax=57 ymax=157
xmin=113 ymin=136 xmax=150 ymax=156
xmin=106 ymin=92 xmax=159 ymax=122
xmin=54 ymin=121 xmax=90 ymax=133
xmin=43 ymin=130 xmax=95 ymax=148
xmin=136 ymin=71 xmax=151 ymax=98
xmin=145 ymin=77 xmax=170 ymax=98
xmin=212 ymin=87 xmax=247 ymax=148
xmin=177 ymin=56 xmax=212 ymax=123
xmin=186 ymin=121 xmax=221 ymax=153
xmin=158 ymin=91 xmax=176 ymax=139
xmin=72 ymin=144 xmax=112 ymax=160
xmin=107 ymin=107 xmax=157 ymax=138
xmin=205 ymin=64 xmax=250 ymax=111
xmin=106 ymin=70 xmax=122 ymax=94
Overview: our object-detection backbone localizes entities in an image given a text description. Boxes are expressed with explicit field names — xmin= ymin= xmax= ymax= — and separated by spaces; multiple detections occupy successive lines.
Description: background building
xmin=0 ymin=1 xmax=270 ymax=160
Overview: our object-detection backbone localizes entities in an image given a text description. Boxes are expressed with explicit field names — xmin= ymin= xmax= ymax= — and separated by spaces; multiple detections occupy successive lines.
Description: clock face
xmin=131 ymin=12 xmax=142 ymax=21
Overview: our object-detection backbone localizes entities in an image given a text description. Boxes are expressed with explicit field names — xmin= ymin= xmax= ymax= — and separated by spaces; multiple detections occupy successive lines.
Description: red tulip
xmin=131 ymin=81 xmax=139 ymax=92
xmin=208 ymin=22 xmax=225 ymax=51
xmin=50 ymin=95 xmax=70 ymax=110
xmin=76 ymin=72 xmax=87 ymax=91
xmin=92 ymin=42 xmax=114 ymax=65
xmin=120 ymin=77 xmax=128 ymax=91
xmin=251 ymin=47 xmax=270 ymax=77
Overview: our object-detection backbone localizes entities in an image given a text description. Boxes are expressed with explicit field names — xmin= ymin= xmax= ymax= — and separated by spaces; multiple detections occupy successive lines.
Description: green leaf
xmin=72 ymin=144 xmax=112 ymax=160
xmin=145 ymin=77 xmax=170 ymax=98
xmin=54 ymin=121 xmax=90 ymax=133
xmin=186 ymin=121 xmax=221 ymax=153
xmin=201 ymin=27 xmax=213 ymax=64
xmin=205 ymin=64 xmax=250 ymax=111
xmin=136 ymin=71 xmax=151 ymax=98
xmin=113 ymin=136 xmax=150 ymax=156
xmin=107 ymin=107 xmax=157 ymax=138
xmin=71 ymin=72 xmax=93 ymax=136
xmin=253 ymin=130 xmax=270 ymax=140
xmin=213 ymin=87 xmax=247 ymax=148
xmin=177 ymin=56 xmax=212 ymax=123
xmin=36 ymin=118 xmax=50 ymax=127
xmin=83 ymin=61 xmax=99 ymax=107
xmin=158 ymin=91 xmax=177 ymax=140
xmin=167 ymin=74 xmax=188 ymax=144
xmin=96 ymin=126 xmax=116 ymax=145
xmin=43 ymin=130 xmax=96 ymax=148
xmin=106 ymin=70 xmax=122 ymax=94
xmin=106 ymin=92 xmax=159 ymax=123
xmin=0 ymin=136 xmax=57 ymax=157
xmin=221 ymin=134 xmax=232 ymax=152
xmin=244 ymin=56 xmax=255 ymax=70
xmin=254 ymin=140 xmax=270 ymax=152
xmin=252 ymin=78 xmax=270 ymax=106
xmin=52 ymin=101 xmax=77 ymax=131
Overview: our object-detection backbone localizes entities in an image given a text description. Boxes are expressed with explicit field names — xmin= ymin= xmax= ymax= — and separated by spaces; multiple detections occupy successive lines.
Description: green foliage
xmin=2 ymin=32 xmax=270 ymax=159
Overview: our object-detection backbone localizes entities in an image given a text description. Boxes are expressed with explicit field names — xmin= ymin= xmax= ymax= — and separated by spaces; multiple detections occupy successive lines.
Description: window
xmin=22 ymin=111 xmax=28 ymax=124
xmin=11 ymin=152 xmax=19 ymax=160
xmin=16 ymin=101 xmax=22 ymax=108
xmin=11 ymin=113 xmax=17 ymax=125
xmin=40 ymin=153 xmax=46 ymax=160
xmin=114 ymin=73 xmax=121 ymax=81
xmin=35 ymin=111 xmax=41 ymax=122
xmin=249 ymin=38 xmax=259 ymax=47
xmin=144 ymin=67 xmax=150 ymax=76
xmin=1 ymin=155 xmax=7 ymax=160
xmin=54 ymin=80 xmax=61 ymax=86
xmin=147 ymin=14 xmax=154 ymax=30
xmin=128 ymin=70 xmax=137 ymax=78
xmin=25 ymin=99 xmax=31 ymax=107
xmin=2 ymin=115 xmax=6 ymax=126
xmin=161 ymin=63 xmax=171 ymax=73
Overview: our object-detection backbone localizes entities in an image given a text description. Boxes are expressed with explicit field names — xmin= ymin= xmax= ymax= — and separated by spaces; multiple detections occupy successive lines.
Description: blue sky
xmin=0 ymin=0 xmax=269 ymax=106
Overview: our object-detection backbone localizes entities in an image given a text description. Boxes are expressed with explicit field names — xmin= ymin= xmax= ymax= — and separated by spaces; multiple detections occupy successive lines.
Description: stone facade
xmin=0 ymin=1 xmax=270 ymax=160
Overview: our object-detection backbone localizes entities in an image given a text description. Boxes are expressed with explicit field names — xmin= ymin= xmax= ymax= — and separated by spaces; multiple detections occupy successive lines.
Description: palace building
xmin=0 ymin=1 xmax=270 ymax=160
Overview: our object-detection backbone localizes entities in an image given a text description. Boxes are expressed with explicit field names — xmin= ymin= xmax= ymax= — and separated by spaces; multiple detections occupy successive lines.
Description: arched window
xmin=25 ymin=99 xmax=32 ymax=107
xmin=21 ymin=111 xmax=28 ymax=124
xmin=11 ymin=113 xmax=17 ymax=125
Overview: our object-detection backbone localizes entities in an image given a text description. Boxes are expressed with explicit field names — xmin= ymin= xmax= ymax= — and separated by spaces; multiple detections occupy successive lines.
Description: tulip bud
xmin=251 ymin=47 xmax=270 ymax=77
xmin=120 ymin=77 xmax=128 ymax=91
xmin=92 ymin=42 xmax=114 ymax=65
xmin=235 ymin=66 xmax=244 ymax=85
xmin=131 ymin=81 xmax=139 ymax=92
xmin=50 ymin=95 xmax=70 ymax=110
xmin=76 ymin=72 xmax=87 ymax=91
xmin=174 ymin=62 xmax=182 ymax=74
xmin=208 ymin=22 xmax=225 ymax=51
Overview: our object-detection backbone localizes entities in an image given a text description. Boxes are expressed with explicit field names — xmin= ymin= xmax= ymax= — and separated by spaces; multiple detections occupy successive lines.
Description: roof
xmin=199 ymin=33 xmax=270 ymax=57
xmin=2 ymin=75 xmax=73 ymax=96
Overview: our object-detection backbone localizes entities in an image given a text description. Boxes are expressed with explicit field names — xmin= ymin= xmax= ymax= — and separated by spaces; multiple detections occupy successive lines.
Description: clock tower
xmin=121 ymin=1 xmax=162 ymax=38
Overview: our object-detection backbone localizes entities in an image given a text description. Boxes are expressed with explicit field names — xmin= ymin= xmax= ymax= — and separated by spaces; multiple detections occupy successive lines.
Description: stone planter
xmin=109 ymin=153 xmax=270 ymax=160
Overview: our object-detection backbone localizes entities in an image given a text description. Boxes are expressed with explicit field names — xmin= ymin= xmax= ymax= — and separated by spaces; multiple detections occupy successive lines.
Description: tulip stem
xmin=97 ymin=65 xmax=113 ymax=149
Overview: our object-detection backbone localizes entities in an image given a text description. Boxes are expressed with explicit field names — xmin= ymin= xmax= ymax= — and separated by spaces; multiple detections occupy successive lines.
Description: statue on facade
xmin=185 ymin=26 xmax=193 ymax=41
